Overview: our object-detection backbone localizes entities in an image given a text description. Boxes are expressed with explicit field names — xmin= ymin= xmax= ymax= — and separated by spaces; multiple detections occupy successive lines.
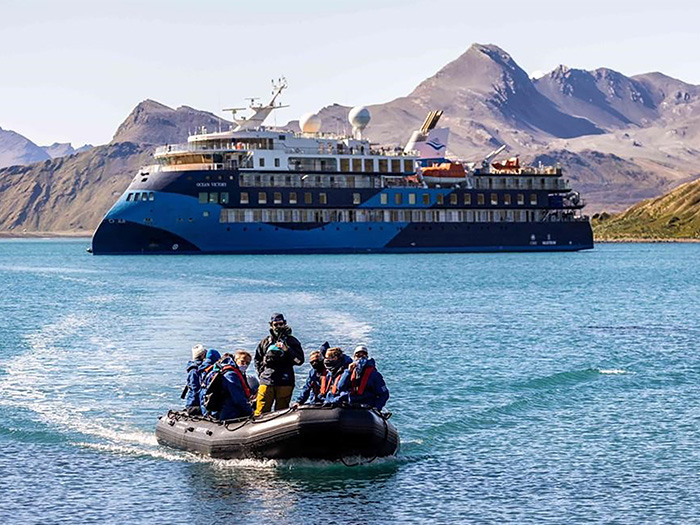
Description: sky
xmin=1 ymin=0 xmax=699 ymax=146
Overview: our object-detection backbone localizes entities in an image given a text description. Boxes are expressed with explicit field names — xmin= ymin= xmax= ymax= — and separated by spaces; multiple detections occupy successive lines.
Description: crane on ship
xmin=223 ymin=77 xmax=289 ymax=131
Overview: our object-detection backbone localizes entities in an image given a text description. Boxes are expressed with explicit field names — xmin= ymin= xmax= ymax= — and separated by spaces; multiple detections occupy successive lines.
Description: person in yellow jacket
xmin=254 ymin=313 xmax=304 ymax=415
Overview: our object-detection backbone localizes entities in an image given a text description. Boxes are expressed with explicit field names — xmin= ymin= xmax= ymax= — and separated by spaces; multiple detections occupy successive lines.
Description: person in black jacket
xmin=254 ymin=313 xmax=304 ymax=415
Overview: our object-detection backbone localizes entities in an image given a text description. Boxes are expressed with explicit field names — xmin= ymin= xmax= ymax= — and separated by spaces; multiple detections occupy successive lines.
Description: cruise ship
xmin=90 ymin=81 xmax=593 ymax=254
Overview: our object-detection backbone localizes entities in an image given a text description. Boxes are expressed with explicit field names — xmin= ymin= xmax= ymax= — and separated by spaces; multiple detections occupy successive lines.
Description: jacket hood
xmin=269 ymin=325 xmax=292 ymax=339
xmin=186 ymin=359 xmax=202 ymax=371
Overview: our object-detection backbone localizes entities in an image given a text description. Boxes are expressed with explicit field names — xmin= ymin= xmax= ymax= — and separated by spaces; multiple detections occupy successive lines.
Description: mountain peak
xmin=112 ymin=100 xmax=230 ymax=145
xmin=0 ymin=127 xmax=51 ymax=168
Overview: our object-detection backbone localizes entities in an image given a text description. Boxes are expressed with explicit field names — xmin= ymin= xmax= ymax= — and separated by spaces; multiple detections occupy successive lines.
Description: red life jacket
xmin=220 ymin=364 xmax=251 ymax=399
xmin=351 ymin=366 xmax=375 ymax=395
xmin=320 ymin=372 xmax=343 ymax=396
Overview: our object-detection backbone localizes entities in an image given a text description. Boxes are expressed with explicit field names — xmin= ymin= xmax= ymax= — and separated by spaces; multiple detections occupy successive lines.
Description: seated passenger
xmin=202 ymin=354 xmax=254 ymax=421
xmin=337 ymin=345 xmax=389 ymax=410
xmin=320 ymin=347 xmax=350 ymax=405
xmin=293 ymin=350 xmax=327 ymax=406
xmin=198 ymin=349 xmax=221 ymax=416
xmin=318 ymin=341 xmax=352 ymax=367
xmin=234 ymin=349 xmax=259 ymax=402
xmin=183 ymin=343 xmax=207 ymax=415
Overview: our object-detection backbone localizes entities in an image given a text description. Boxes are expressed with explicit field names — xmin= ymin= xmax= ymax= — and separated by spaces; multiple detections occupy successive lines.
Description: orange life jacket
xmin=320 ymin=372 xmax=343 ymax=396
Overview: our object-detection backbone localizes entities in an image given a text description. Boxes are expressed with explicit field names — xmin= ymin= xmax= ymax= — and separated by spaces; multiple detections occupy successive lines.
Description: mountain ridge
xmin=2 ymin=42 xmax=700 ymax=234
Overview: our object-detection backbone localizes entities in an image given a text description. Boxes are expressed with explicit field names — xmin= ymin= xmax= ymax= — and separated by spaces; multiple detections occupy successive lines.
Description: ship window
xmin=464 ymin=193 xmax=471 ymax=205
xmin=477 ymin=194 xmax=485 ymax=205
xmin=504 ymin=194 xmax=511 ymax=205
xmin=437 ymin=194 xmax=444 ymax=205
xmin=391 ymin=159 xmax=401 ymax=173
xmin=380 ymin=193 xmax=388 ymax=205
xmin=319 ymin=193 xmax=327 ymax=205
xmin=422 ymin=193 xmax=430 ymax=205
xmin=126 ymin=193 xmax=133 ymax=202
xmin=352 ymin=159 xmax=362 ymax=172
xmin=408 ymin=193 xmax=416 ymax=205
xmin=209 ymin=193 xmax=219 ymax=204
xmin=289 ymin=192 xmax=297 ymax=204
xmin=259 ymin=157 xmax=265 ymax=168
xmin=198 ymin=192 xmax=207 ymax=204
xmin=530 ymin=193 xmax=537 ymax=205
xmin=240 ymin=192 xmax=249 ymax=204
xmin=378 ymin=159 xmax=388 ymax=173
xmin=149 ymin=192 xmax=155 ymax=201
xmin=353 ymin=193 xmax=361 ymax=205
xmin=450 ymin=194 xmax=458 ymax=205
xmin=275 ymin=158 xmax=280 ymax=168
xmin=220 ymin=192 xmax=229 ymax=204
xmin=364 ymin=159 xmax=374 ymax=172
xmin=274 ymin=192 xmax=282 ymax=204
xmin=340 ymin=158 xmax=350 ymax=172
xmin=395 ymin=193 xmax=403 ymax=205
xmin=141 ymin=193 xmax=148 ymax=202
xmin=517 ymin=193 xmax=524 ymax=205
xmin=305 ymin=192 xmax=312 ymax=204
xmin=203 ymin=211 xmax=209 ymax=218
xmin=490 ymin=193 xmax=498 ymax=206
xmin=404 ymin=159 xmax=414 ymax=172
xmin=258 ymin=192 xmax=267 ymax=204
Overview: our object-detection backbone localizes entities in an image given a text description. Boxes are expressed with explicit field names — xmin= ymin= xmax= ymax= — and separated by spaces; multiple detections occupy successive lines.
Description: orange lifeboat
xmin=491 ymin=157 xmax=521 ymax=173
xmin=420 ymin=161 xmax=466 ymax=186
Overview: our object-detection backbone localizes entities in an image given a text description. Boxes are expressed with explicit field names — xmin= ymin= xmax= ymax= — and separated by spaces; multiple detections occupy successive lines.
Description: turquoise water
xmin=1 ymin=240 xmax=699 ymax=523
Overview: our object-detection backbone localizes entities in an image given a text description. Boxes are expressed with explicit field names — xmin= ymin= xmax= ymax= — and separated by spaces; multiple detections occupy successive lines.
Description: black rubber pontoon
xmin=155 ymin=405 xmax=400 ymax=460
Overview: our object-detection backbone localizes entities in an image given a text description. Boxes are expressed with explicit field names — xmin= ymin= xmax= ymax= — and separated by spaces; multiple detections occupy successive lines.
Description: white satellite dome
xmin=348 ymin=106 xmax=371 ymax=132
xmin=299 ymin=112 xmax=322 ymax=134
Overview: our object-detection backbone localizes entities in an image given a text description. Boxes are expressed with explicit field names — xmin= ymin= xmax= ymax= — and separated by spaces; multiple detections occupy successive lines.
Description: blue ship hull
xmin=91 ymin=169 xmax=594 ymax=255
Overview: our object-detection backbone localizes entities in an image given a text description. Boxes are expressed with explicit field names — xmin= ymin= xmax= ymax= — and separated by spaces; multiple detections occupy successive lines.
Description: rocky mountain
xmin=3 ymin=42 xmax=700 ymax=234
xmin=112 ymin=100 xmax=230 ymax=144
xmin=41 ymin=142 xmax=95 ymax=159
xmin=593 ymin=177 xmax=700 ymax=240
xmin=0 ymin=101 xmax=227 ymax=235
xmin=298 ymin=44 xmax=700 ymax=212
xmin=0 ymin=142 xmax=152 ymax=234
xmin=0 ymin=127 xmax=51 ymax=169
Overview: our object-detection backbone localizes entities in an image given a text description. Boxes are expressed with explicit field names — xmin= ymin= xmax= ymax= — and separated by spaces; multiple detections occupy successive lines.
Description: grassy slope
xmin=593 ymin=177 xmax=700 ymax=240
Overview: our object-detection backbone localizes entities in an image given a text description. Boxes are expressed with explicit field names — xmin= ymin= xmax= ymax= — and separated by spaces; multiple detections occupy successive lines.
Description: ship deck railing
xmin=155 ymin=143 xmax=413 ymax=158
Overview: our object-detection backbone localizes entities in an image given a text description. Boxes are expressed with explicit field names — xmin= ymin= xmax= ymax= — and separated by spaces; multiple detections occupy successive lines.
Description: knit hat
xmin=354 ymin=345 xmax=369 ymax=357
xmin=191 ymin=343 xmax=206 ymax=360
xmin=205 ymin=349 xmax=221 ymax=362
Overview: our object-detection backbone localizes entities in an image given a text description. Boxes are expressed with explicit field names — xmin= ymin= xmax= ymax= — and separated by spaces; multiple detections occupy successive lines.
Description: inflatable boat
xmin=155 ymin=405 xmax=400 ymax=460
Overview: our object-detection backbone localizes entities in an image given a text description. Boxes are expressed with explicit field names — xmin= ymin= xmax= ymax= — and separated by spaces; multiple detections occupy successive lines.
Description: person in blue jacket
xmin=319 ymin=347 xmax=351 ymax=405
xmin=336 ymin=345 xmax=390 ymax=410
xmin=198 ymin=348 xmax=221 ymax=416
xmin=183 ymin=343 xmax=207 ymax=415
xmin=211 ymin=355 xmax=254 ymax=421
xmin=293 ymin=350 xmax=327 ymax=406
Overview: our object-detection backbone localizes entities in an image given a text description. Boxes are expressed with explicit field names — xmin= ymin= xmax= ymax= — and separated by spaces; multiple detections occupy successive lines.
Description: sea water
xmin=1 ymin=240 xmax=699 ymax=523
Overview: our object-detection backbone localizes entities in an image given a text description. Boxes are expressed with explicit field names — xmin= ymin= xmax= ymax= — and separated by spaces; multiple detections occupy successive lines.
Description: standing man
xmin=254 ymin=313 xmax=304 ymax=415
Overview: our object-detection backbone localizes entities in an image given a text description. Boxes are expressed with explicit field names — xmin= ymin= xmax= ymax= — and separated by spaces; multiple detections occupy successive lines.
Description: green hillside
xmin=593 ymin=177 xmax=700 ymax=240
